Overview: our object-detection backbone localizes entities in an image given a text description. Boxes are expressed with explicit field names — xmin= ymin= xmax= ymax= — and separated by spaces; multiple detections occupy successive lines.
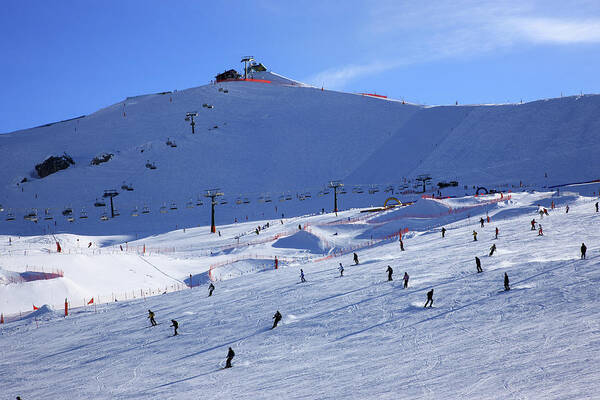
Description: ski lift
xmin=94 ymin=199 xmax=106 ymax=207
xmin=131 ymin=207 xmax=139 ymax=217
xmin=142 ymin=205 xmax=150 ymax=214
xmin=67 ymin=215 xmax=75 ymax=223
xmin=285 ymin=194 xmax=292 ymax=201
xmin=220 ymin=198 xmax=228 ymax=205
xmin=265 ymin=196 xmax=272 ymax=203
xmin=385 ymin=185 xmax=394 ymax=193
xmin=196 ymin=198 xmax=204 ymax=206
xmin=121 ymin=182 xmax=134 ymax=191
xmin=169 ymin=202 xmax=178 ymax=210
xmin=62 ymin=207 xmax=73 ymax=216
xmin=236 ymin=197 xmax=243 ymax=205
xmin=160 ymin=204 xmax=168 ymax=214
xmin=24 ymin=209 xmax=38 ymax=222
xmin=100 ymin=212 xmax=109 ymax=221
xmin=186 ymin=200 xmax=195 ymax=208
xmin=80 ymin=208 xmax=88 ymax=219
xmin=368 ymin=186 xmax=379 ymax=194
xmin=6 ymin=210 xmax=15 ymax=221
xmin=243 ymin=198 xmax=250 ymax=204
xmin=258 ymin=196 xmax=265 ymax=203
xmin=298 ymin=193 xmax=306 ymax=201
xmin=43 ymin=209 xmax=53 ymax=220
xmin=113 ymin=208 xmax=120 ymax=217
xmin=0 ymin=204 xmax=3 ymax=212
xmin=278 ymin=195 xmax=285 ymax=202
xmin=339 ymin=188 xmax=347 ymax=195
xmin=322 ymin=188 xmax=330 ymax=195
xmin=304 ymin=192 xmax=312 ymax=198
xmin=353 ymin=186 xmax=364 ymax=194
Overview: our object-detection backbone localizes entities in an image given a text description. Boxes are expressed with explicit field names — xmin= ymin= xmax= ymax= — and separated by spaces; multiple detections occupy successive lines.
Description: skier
xmin=148 ymin=309 xmax=157 ymax=326
xmin=489 ymin=244 xmax=496 ymax=256
xmin=551 ymin=201 xmax=555 ymax=210
xmin=170 ymin=319 xmax=179 ymax=336
xmin=480 ymin=217 xmax=485 ymax=228
xmin=504 ymin=272 xmax=510 ymax=291
xmin=208 ymin=283 xmax=215 ymax=297
xmin=225 ymin=347 xmax=235 ymax=368
xmin=424 ymin=289 xmax=434 ymax=308
xmin=566 ymin=205 xmax=569 ymax=213
xmin=543 ymin=208 xmax=549 ymax=216
xmin=403 ymin=272 xmax=409 ymax=288
xmin=596 ymin=202 xmax=599 ymax=212
xmin=475 ymin=256 xmax=482 ymax=273
xmin=581 ymin=243 xmax=587 ymax=259
xmin=531 ymin=219 xmax=536 ymax=230
xmin=272 ymin=310 xmax=282 ymax=329
xmin=300 ymin=269 xmax=306 ymax=283
xmin=386 ymin=265 xmax=393 ymax=281
xmin=400 ymin=239 xmax=405 ymax=251
xmin=495 ymin=227 xmax=499 ymax=239
xmin=441 ymin=227 xmax=446 ymax=238
xmin=353 ymin=252 xmax=359 ymax=265
xmin=473 ymin=230 xmax=478 ymax=241
xmin=338 ymin=263 xmax=344 ymax=277
xmin=538 ymin=225 xmax=543 ymax=236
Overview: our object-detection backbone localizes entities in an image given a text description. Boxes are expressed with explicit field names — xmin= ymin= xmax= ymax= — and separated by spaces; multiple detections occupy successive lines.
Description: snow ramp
xmin=272 ymin=230 xmax=331 ymax=254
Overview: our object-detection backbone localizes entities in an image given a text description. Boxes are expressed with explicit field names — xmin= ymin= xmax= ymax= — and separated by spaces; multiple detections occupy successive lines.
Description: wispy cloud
xmin=305 ymin=1 xmax=600 ymax=88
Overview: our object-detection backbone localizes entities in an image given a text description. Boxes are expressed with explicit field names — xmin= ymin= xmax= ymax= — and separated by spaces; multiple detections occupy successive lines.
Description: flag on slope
xmin=87 ymin=298 xmax=94 ymax=305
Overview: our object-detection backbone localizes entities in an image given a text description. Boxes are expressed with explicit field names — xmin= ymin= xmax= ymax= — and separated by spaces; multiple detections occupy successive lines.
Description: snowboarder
xmin=531 ymin=219 xmax=536 ymax=230
xmin=148 ymin=309 xmax=157 ymax=326
xmin=400 ymin=239 xmax=405 ymax=251
xmin=596 ymin=202 xmax=599 ymax=212
xmin=208 ymin=283 xmax=215 ymax=297
xmin=300 ymin=269 xmax=306 ymax=283
xmin=495 ymin=227 xmax=499 ymax=239
xmin=480 ymin=217 xmax=485 ymax=228
xmin=338 ymin=263 xmax=344 ymax=277
xmin=386 ymin=265 xmax=393 ymax=281
xmin=543 ymin=208 xmax=549 ymax=216
xmin=424 ymin=289 xmax=434 ymax=308
xmin=489 ymin=244 xmax=496 ymax=256
xmin=441 ymin=227 xmax=446 ymax=238
xmin=504 ymin=272 xmax=510 ymax=291
xmin=473 ymin=231 xmax=478 ymax=241
xmin=272 ymin=310 xmax=282 ymax=329
xmin=538 ymin=225 xmax=543 ymax=236
xmin=353 ymin=253 xmax=359 ymax=265
xmin=581 ymin=243 xmax=587 ymax=259
xmin=475 ymin=256 xmax=482 ymax=273
xmin=225 ymin=347 xmax=235 ymax=368
xmin=566 ymin=205 xmax=569 ymax=213
xmin=539 ymin=209 xmax=544 ymax=219
xmin=170 ymin=319 xmax=179 ymax=336
xmin=403 ymin=272 xmax=409 ymax=288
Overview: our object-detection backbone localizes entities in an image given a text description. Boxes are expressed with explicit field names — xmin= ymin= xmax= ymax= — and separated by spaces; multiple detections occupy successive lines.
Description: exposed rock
xmin=35 ymin=154 xmax=75 ymax=178
xmin=90 ymin=153 xmax=113 ymax=166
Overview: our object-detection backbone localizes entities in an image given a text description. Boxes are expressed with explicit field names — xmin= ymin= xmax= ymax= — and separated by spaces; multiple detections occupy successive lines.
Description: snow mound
xmin=0 ymin=267 xmax=23 ymax=285
xmin=370 ymin=199 xmax=451 ymax=223
xmin=24 ymin=304 xmax=56 ymax=320
xmin=250 ymin=71 xmax=306 ymax=86
xmin=272 ymin=230 xmax=330 ymax=253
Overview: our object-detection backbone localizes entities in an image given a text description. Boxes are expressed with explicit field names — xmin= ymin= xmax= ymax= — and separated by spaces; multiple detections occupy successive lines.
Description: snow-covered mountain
xmin=1 ymin=69 xmax=599 ymax=236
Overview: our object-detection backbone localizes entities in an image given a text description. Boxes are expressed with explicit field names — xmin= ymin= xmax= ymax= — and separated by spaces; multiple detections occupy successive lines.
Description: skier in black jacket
xmin=424 ymin=289 xmax=434 ymax=308
xmin=386 ymin=265 xmax=393 ymax=281
xmin=272 ymin=311 xmax=282 ymax=329
xmin=489 ymin=244 xmax=496 ymax=256
xmin=476 ymin=256 xmax=482 ymax=273
xmin=441 ymin=227 xmax=446 ymax=238
xmin=225 ymin=347 xmax=235 ymax=368
xmin=208 ymin=283 xmax=215 ymax=297
xmin=170 ymin=319 xmax=179 ymax=336
xmin=504 ymin=273 xmax=510 ymax=291
xmin=581 ymin=243 xmax=587 ymax=259
xmin=353 ymin=252 xmax=359 ymax=265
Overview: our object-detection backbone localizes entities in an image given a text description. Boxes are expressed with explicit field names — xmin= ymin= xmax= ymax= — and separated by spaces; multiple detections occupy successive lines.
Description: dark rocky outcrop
xmin=90 ymin=153 xmax=113 ymax=166
xmin=35 ymin=154 xmax=75 ymax=178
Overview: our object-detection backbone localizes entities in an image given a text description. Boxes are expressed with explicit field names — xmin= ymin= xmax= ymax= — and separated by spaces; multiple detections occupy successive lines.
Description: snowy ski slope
xmin=1 ymin=191 xmax=599 ymax=399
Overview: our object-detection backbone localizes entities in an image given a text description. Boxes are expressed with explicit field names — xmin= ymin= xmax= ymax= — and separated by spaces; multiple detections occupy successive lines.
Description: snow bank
xmin=272 ymin=230 xmax=330 ymax=253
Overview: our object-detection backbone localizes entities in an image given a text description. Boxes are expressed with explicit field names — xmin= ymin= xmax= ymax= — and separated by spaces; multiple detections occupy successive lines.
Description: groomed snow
xmin=1 ymin=191 xmax=599 ymax=399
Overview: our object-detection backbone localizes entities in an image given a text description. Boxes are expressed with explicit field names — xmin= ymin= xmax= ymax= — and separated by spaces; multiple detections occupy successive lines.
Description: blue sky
xmin=1 ymin=0 xmax=600 ymax=133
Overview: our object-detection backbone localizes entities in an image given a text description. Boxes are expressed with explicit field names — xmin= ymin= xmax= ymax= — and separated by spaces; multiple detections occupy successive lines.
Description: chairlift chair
xmin=196 ymin=198 xmax=204 ymax=206
xmin=132 ymin=207 xmax=139 ymax=217
xmin=160 ymin=204 xmax=168 ymax=214
xmin=278 ymin=195 xmax=285 ymax=202
xmin=62 ymin=207 xmax=73 ymax=216
xmin=285 ymin=194 xmax=292 ymax=200
xmin=186 ymin=200 xmax=194 ymax=208
xmin=94 ymin=199 xmax=106 ymax=207
xmin=265 ymin=196 xmax=272 ymax=203
xmin=220 ymin=198 xmax=228 ymax=205
xmin=243 ymin=198 xmax=250 ymax=204
xmin=170 ymin=202 xmax=178 ymax=210
xmin=258 ymin=196 xmax=265 ymax=203
xmin=100 ymin=212 xmax=109 ymax=221
xmin=67 ymin=215 xmax=75 ymax=222
xmin=113 ymin=208 xmax=120 ymax=217
xmin=6 ymin=211 xmax=15 ymax=221
xmin=304 ymin=192 xmax=312 ymax=198
xmin=142 ymin=205 xmax=150 ymax=214
xmin=44 ymin=209 xmax=53 ymax=220
xmin=80 ymin=208 xmax=88 ymax=219
xmin=236 ymin=197 xmax=243 ymax=205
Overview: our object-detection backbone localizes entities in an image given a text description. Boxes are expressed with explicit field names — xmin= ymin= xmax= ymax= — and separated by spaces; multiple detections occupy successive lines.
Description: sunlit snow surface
xmin=1 ymin=191 xmax=599 ymax=399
